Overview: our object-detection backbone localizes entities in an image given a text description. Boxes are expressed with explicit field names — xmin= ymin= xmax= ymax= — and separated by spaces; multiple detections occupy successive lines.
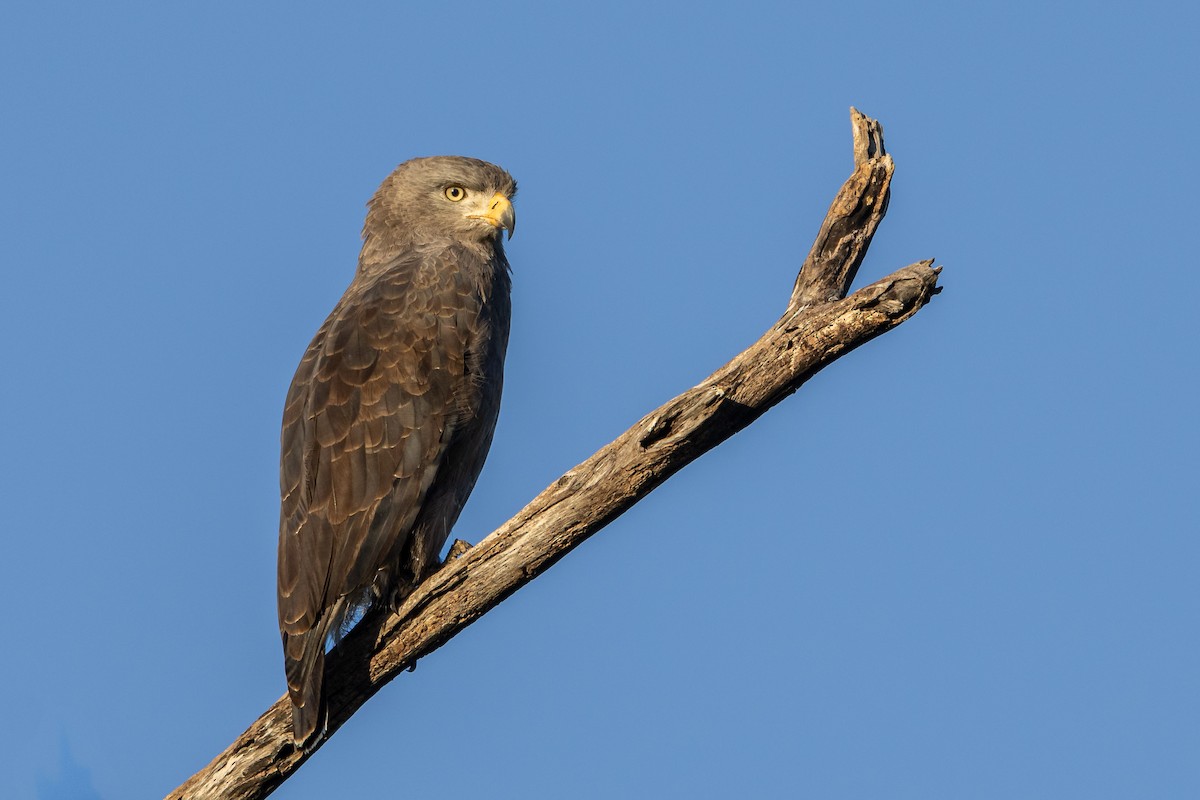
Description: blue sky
xmin=3 ymin=2 xmax=1196 ymax=798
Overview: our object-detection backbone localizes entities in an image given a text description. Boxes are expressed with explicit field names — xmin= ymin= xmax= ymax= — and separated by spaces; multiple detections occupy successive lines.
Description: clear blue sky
xmin=4 ymin=2 xmax=1196 ymax=798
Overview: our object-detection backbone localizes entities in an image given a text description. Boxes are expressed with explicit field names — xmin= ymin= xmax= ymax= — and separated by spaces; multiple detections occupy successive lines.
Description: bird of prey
xmin=276 ymin=156 xmax=516 ymax=744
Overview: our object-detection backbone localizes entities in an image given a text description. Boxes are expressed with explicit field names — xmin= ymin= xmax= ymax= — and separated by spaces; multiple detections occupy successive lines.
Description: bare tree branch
xmin=168 ymin=108 xmax=941 ymax=800
xmin=791 ymin=107 xmax=894 ymax=308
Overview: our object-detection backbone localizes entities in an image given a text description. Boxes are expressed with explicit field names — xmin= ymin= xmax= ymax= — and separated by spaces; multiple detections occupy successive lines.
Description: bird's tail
xmin=283 ymin=620 xmax=332 ymax=747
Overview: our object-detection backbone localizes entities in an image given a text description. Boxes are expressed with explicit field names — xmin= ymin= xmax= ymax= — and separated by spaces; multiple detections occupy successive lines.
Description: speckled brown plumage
xmin=277 ymin=157 xmax=515 ymax=744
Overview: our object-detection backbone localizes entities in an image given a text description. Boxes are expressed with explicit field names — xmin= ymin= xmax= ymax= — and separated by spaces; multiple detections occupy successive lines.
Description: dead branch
xmin=168 ymin=108 xmax=941 ymax=800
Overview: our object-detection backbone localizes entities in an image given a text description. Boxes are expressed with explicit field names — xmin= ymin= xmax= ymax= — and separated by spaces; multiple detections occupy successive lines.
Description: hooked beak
xmin=469 ymin=192 xmax=516 ymax=239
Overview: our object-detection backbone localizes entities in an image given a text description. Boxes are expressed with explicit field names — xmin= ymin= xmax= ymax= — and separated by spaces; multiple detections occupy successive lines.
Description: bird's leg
xmin=394 ymin=540 xmax=475 ymax=675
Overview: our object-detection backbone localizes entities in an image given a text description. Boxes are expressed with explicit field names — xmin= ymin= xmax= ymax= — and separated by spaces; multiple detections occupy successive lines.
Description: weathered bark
xmin=168 ymin=108 xmax=941 ymax=800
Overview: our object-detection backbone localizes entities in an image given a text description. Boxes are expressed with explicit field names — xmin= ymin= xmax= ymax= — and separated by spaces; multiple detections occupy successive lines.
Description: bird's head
xmin=360 ymin=156 xmax=517 ymax=268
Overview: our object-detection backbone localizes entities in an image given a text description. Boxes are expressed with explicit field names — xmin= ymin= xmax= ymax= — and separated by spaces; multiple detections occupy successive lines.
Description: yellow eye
xmin=444 ymin=185 xmax=467 ymax=202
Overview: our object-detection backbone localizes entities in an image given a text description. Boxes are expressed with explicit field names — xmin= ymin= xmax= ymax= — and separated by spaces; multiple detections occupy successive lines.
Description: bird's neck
xmin=356 ymin=235 xmax=507 ymax=282
xmin=358 ymin=192 xmax=512 ymax=272
xmin=357 ymin=228 xmax=409 ymax=272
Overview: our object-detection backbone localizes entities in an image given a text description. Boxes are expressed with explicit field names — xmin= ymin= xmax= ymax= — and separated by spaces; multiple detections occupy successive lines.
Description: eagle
xmin=276 ymin=156 xmax=516 ymax=744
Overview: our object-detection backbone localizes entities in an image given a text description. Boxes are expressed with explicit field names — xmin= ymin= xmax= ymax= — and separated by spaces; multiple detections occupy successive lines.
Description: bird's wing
xmin=277 ymin=253 xmax=477 ymax=641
